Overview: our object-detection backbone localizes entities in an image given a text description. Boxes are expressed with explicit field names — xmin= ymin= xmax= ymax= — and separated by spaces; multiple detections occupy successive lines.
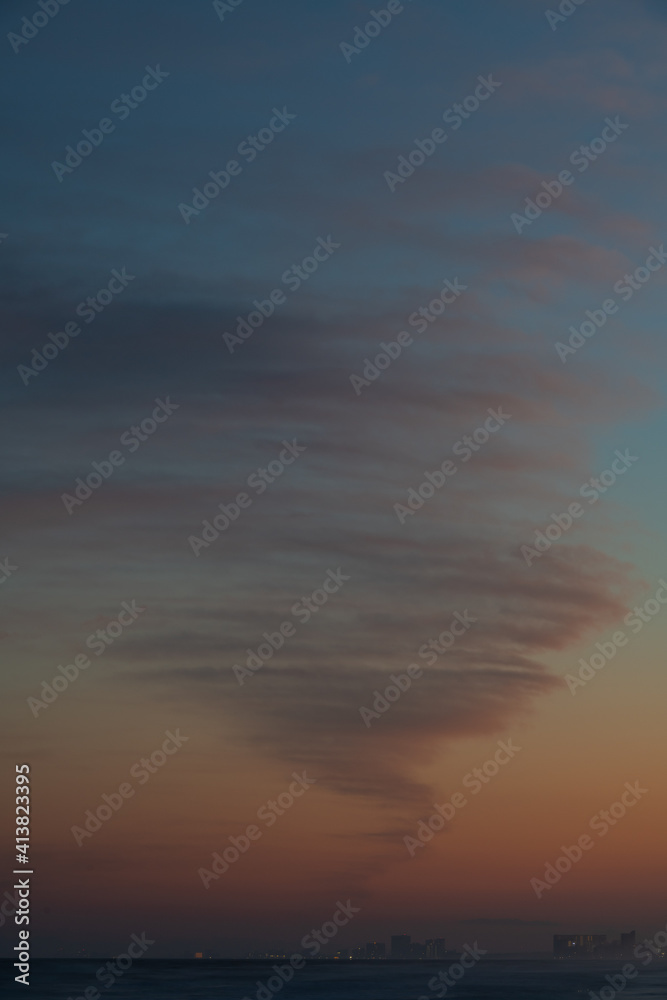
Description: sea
xmin=3 ymin=959 xmax=667 ymax=999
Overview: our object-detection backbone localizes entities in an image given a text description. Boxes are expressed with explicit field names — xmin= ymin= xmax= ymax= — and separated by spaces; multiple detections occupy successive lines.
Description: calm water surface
xmin=3 ymin=959 xmax=667 ymax=1000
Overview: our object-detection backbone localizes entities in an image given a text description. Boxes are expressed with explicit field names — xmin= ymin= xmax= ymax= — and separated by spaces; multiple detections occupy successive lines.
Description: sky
xmin=2 ymin=0 xmax=667 ymax=959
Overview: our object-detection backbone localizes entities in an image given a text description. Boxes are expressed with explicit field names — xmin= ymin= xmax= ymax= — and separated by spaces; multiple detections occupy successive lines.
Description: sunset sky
xmin=2 ymin=0 xmax=667 ymax=958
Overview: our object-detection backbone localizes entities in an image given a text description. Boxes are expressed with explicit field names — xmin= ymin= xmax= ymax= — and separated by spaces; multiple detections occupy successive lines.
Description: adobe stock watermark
xmin=188 ymin=439 xmax=306 ymax=555
xmin=405 ymin=740 xmax=522 ymax=856
xmin=8 ymin=0 xmax=71 ymax=55
xmin=394 ymin=407 xmax=511 ymax=523
xmin=418 ymin=942 xmax=487 ymax=999
xmin=0 ymin=889 xmax=20 ymax=929
xmin=340 ymin=0 xmax=414 ymax=63
xmin=17 ymin=267 xmax=136 ymax=385
xmin=60 ymin=397 xmax=179 ymax=514
xmin=566 ymin=579 xmax=667 ymax=694
xmin=51 ymin=67 xmax=169 ymax=182
xmin=213 ymin=0 xmax=245 ymax=20
xmin=198 ymin=772 xmax=316 ymax=888
xmin=530 ymin=781 xmax=648 ymax=898
xmin=359 ymin=610 xmax=478 ymax=727
xmin=349 ymin=277 xmax=468 ymax=395
xmin=545 ymin=0 xmax=587 ymax=31
xmin=63 ymin=932 xmax=155 ymax=997
xmin=520 ymin=449 xmax=639 ymax=565
xmin=511 ymin=116 xmax=628 ymax=233
xmin=242 ymin=901 xmax=360 ymax=1000
xmin=234 ymin=568 xmax=349 ymax=684
xmin=71 ymin=730 xmax=189 ymax=846
xmin=223 ymin=236 xmax=340 ymax=353
xmin=27 ymin=600 xmax=145 ymax=717
xmin=0 ymin=557 xmax=18 ymax=585
xmin=555 ymin=244 xmax=667 ymax=362
xmin=384 ymin=75 xmax=501 ymax=192
xmin=590 ymin=920 xmax=667 ymax=1000
xmin=178 ymin=107 xmax=296 ymax=224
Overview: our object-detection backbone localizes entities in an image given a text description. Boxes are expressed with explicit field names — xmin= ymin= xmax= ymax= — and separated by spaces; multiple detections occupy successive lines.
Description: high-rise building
xmin=425 ymin=938 xmax=446 ymax=959
xmin=391 ymin=935 xmax=411 ymax=959
xmin=366 ymin=942 xmax=386 ymax=959
xmin=620 ymin=932 xmax=635 ymax=957
xmin=410 ymin=941 xmax=426 ymax=959
xmin=553 ymin=934 xmax=606 ymax=959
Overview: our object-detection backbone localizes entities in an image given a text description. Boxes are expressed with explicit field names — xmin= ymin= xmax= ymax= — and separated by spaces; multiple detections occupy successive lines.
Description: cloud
xmin=3 ymin=253 xmax=653 ymax=826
